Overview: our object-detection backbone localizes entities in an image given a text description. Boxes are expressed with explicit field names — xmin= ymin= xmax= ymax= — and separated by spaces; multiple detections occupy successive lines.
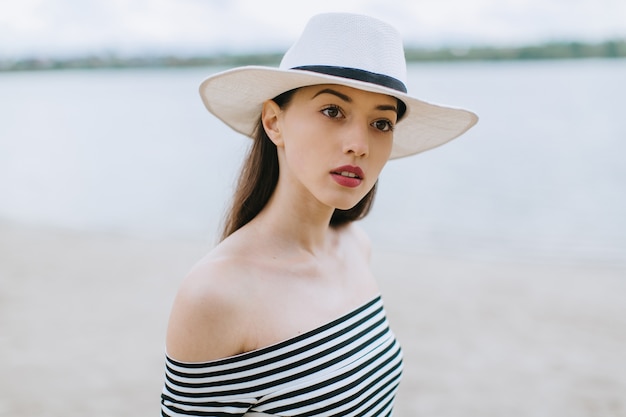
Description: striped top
xmin=161 ymin=295 xmax=403 ymax=416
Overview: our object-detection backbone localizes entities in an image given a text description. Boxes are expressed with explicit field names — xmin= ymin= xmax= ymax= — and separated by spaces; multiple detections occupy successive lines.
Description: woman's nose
xmin=342 ymin=121 xmax=369 ymax=157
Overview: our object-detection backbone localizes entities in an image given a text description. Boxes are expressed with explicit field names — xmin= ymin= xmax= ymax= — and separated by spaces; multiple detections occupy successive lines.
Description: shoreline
xmin=2 ymin=40 xmax=625 ymax=73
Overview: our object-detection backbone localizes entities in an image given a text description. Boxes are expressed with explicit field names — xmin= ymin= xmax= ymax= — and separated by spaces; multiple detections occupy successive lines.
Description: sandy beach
xmin=1 ymin=220 xmax=625 ymax=417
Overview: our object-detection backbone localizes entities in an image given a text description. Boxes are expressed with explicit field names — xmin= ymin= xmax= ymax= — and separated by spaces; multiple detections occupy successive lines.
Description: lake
xmin=1 ymin=59 xmax=625 ymax=264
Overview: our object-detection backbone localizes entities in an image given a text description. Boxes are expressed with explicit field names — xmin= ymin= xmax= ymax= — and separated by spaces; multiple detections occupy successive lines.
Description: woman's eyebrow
xmin=377 ymin=104 xmax=398 ymax=114
xmin=312 ymin=88 xmax=352 ymax=102
xmin=312 ymin=88 xmax=398 ymax=114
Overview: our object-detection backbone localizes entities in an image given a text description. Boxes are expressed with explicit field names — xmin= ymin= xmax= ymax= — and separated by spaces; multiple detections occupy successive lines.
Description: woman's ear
xmin=261 ymin=100 xmax=284 ymax=147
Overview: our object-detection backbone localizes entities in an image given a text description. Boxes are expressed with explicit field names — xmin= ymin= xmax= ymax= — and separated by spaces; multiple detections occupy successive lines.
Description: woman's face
xmin=264 ymin=84 xmax=397 ymax=211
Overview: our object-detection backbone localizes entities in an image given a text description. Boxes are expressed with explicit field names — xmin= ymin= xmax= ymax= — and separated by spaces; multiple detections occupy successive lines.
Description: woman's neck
xmin=251 ymin=185 xmax=337 ymax=256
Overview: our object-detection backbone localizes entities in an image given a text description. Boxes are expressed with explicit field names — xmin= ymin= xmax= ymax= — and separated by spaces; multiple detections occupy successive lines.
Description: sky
xmin=1 ymin=0 xmax=626 ymax=59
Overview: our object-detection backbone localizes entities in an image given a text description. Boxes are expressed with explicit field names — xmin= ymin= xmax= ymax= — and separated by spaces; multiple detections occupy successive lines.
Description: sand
xmin=1 ymin=220 xmax=625 ymax=417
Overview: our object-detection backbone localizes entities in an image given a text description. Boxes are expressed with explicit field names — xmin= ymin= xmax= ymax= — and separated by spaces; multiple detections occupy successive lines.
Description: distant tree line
xmin=1 ymin=39 xmax=624 ymax=72
xmin=404 ymin=40 xmax=626 ymax=61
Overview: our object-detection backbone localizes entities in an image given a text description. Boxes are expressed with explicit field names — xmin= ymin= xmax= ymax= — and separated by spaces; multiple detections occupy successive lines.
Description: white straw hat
xmin=199 ymin=12 xmax=478 ymax=159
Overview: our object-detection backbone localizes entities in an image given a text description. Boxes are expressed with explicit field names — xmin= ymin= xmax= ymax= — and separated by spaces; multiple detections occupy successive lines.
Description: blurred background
xmin=1 ymin=1 xmax=625 ymax=416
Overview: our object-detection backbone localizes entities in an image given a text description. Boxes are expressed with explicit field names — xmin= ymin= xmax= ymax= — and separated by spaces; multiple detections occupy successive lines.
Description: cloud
xmin=391 ymin=0 xmax=626 ymax=46
xmin=1 ymin=0 xmax=625 ymax=58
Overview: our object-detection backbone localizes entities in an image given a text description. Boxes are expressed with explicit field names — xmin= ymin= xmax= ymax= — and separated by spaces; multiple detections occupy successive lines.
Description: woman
xmin=161 ymin=12 xmax=477 ymax=416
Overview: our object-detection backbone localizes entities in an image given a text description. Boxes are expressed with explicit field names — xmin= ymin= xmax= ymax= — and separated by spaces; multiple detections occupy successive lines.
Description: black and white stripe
xmin=161 ymin=296 xmax=403 ymax=416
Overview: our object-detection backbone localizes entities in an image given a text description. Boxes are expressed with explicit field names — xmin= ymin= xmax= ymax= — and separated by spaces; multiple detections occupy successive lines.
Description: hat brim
xmin=199 ymin=66 xmax=478 ymax=159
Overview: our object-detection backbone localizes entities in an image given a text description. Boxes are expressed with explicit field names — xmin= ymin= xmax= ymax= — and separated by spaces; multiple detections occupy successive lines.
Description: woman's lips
xmin=330 ymin=165 xmax=364 ymax=188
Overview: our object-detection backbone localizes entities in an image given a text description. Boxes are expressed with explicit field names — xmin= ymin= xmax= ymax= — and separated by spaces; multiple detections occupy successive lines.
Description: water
xmin=1 ymin=60 xmax=625 ymax=264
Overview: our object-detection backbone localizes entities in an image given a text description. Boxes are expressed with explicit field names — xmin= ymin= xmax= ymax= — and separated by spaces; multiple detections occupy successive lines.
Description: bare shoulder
xmin=165 ymin=245 xmax=255 ymax=362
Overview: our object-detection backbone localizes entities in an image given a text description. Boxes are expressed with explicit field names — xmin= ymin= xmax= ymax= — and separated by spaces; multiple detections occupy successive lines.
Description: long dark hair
xmin=220 ymin=89 xmax=378 ymax=241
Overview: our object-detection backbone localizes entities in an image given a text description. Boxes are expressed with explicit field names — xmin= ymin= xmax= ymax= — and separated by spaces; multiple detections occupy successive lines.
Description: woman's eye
xmin=321 ymin=105 xmax=343 ymax=119
xmin=372 ymin=119 xmax=394 ymax=132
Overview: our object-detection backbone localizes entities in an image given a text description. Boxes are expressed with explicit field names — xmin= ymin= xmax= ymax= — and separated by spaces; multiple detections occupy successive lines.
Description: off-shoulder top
xmin=161 ymin=295 xmax=403 ymax=416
